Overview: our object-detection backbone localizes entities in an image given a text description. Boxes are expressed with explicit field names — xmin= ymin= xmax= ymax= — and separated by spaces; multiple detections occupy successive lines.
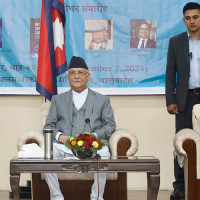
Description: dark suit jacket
xmin=130 ymin=38 xmax=156 ymax=49
xmin=165 ymin=31 xmax=190 ymax=112
xmin=44 ymin=88 xmax=116 ymax=141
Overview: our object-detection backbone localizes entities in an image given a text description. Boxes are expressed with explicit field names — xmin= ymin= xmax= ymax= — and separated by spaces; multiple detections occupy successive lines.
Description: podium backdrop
xmin=0 ymin=0 xmax=197 ymax=95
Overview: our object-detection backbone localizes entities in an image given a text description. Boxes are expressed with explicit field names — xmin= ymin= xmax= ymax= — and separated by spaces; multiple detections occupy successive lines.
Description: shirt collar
xmin=187 ymin=31 xmax=200 ymax=40
xmin=72 ymin=88 xmax=88 ymax=97
xmin=140 ymin=38 xmax=148 ymax=42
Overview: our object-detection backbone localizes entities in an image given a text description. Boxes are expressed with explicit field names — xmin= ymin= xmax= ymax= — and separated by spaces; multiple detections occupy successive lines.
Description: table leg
xmin=10 ymin=174 xmax=20 ymax=200
xmin=147 ymin=172 xmax=160 ymax=200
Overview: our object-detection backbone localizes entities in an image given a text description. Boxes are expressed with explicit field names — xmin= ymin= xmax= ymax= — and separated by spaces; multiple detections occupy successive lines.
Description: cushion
xmin=192 ymin=104 xmax=200 ymax=134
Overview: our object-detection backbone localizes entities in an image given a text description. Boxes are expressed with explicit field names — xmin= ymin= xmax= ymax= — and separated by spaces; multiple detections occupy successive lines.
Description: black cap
xmin=68 ymin=56 xmax=88 ymax=70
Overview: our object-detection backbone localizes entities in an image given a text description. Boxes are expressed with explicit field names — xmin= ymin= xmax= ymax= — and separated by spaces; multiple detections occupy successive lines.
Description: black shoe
xmin=170 ymin=189 xmax=185 ymax=199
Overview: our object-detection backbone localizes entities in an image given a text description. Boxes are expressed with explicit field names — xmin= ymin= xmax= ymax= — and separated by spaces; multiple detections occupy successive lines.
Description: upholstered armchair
xmin=17 ymin=101 xmax=139 ymax=200
xmin=173 ymin=104 xmax=200 ymax=200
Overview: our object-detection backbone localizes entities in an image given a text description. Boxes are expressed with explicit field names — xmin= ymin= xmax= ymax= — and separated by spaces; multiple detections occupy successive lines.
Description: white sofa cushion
xmin=192 ymin=104 xmax=200 ymax=135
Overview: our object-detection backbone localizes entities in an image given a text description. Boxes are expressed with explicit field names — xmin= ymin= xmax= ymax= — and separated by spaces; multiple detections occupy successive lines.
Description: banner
xmin=0 ymin=0 xmax=197 ymax=95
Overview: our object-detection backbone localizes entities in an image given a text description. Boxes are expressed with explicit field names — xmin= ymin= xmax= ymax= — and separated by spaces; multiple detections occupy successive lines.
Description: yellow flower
xmin=84 ymin=132 xmax=90 ymax=135
xmin=92 ymin=141 xmax=99 ymax=149
xmin=70 ymin=137 xmax=74 ymax=141
xmin=78 ymin=141 xmax=83 ymax=146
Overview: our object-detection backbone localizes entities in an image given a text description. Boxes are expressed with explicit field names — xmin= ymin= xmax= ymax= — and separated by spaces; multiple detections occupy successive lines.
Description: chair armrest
xmin=109 ymin=129 xmax=138 ymax=157
xmin=173 ymin=128 xmax=200 ymax=157
xmin=17 ymin=130 xmax=44 ymax=151
xmin=174 ymin=128 xmax=200 ymax=179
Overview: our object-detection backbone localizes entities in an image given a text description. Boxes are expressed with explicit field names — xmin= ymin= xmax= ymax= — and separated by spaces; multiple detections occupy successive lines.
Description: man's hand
xmin=58 ymin=135 xmax=71 ymax=144
xmin=167 ymin=104 xmax=178 ymax=115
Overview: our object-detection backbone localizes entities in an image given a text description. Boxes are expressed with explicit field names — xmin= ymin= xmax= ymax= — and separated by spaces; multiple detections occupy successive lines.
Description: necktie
xmin=140 ymin=40 xmax=145 ymax=49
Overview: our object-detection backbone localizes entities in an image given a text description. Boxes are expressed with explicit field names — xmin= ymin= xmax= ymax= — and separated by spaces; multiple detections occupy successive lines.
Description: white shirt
xmin=55 ymin=88 xmax=89 ymax=141
xmin=188 ymin=32 xmax=200 ymax=89
xmin=93 ymin=42 xmax=102 ymax=49
xmin=72 ymin=88 xmax=88 ymax=110
xmin=137 ymin=38 xmax=148 ymax=49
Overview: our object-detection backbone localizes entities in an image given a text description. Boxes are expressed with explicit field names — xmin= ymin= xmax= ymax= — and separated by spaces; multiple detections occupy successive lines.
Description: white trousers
xmin=44 ymin=143 xmax=110 ymax=200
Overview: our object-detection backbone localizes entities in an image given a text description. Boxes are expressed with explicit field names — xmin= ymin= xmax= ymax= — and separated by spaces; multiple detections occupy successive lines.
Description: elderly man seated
xmin=44 ymin=56 xmax=116 ymax=200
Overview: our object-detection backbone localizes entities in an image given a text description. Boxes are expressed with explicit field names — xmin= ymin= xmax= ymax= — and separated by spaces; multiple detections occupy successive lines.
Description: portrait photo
xmin=0 ymin=19 xmax=2 ymax=48
xmin=130 ymin=19 xmax=156 ymax=49
xmin=30 ymin=18 xmax=40 ymax=59
xmin=85 ymin=20 xmax=113 ymax=50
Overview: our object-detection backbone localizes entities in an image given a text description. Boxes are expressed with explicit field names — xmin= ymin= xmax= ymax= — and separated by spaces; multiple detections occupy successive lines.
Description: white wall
xmin=0 ymin=94 xmax=175 ymax=190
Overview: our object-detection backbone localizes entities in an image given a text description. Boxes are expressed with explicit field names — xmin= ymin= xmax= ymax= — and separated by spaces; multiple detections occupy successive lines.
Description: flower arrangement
xmin=65 ymin=132 xmax=106 ymax=159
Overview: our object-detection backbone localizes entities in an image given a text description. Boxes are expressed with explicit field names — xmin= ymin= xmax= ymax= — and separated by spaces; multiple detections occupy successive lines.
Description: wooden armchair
xmin=17 ymin=102 xmax=139 ymax=200
xmin=173 ymin=104 xmax=200 ymax=200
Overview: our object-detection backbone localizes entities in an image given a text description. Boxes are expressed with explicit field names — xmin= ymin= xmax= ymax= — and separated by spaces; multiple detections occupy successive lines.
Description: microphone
xmin=85 ymin=118 xmax=90 ymax=124
xmin=85 ymin=118 xmax=100 ymax=159
xmin=189 ymin=52 xmax=192 ymax=60
xmin=85 ymin=118 xmax=93 ymax=132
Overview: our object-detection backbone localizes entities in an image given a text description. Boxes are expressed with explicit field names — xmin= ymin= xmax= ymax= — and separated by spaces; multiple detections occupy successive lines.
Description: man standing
xmin=44 ymin=56 xmax=116 ymax=200
xmin=87 ymin=21 xmax=112 ymax=50
xmin=165 ymin=2 xmax=200 ymax=200
xmin=130 ymin=23 xmax=156 ymax=49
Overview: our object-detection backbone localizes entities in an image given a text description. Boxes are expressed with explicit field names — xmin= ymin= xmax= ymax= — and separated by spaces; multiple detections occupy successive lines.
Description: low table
xmin=10 ymin=156 xmax=160 ymax=200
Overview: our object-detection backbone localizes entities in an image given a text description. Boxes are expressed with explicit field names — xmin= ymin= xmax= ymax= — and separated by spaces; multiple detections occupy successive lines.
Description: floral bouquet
xmin=65 ymin=132 xmax=106 ymax=159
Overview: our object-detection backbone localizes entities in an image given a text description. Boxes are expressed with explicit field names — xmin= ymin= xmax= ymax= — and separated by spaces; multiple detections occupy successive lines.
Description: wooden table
xmin=10 ymin=156 xmax=160 ymax=200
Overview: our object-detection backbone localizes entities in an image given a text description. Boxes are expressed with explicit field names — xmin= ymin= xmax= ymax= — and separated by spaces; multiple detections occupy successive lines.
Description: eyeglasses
xmin=139 ymin=28 xmax=150 ymax=31
xmin=68 ymin=71 xmax=89 ymax=77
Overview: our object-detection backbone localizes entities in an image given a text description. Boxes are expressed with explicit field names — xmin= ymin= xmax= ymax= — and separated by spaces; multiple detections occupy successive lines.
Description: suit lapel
xmin=136 ymin=39 xmax=139 ymax=47
xmin=85 ymin=88 xmax=96 ymax=119
xmin=181 ymin=32 xmax=190 ymax=70
xmin=146 ymin=39 xmax=150 ymax=48
xmin=146 ymin=39 xmax=153 ymax=48
xmin=65 ymin=89 xmax=73 ymax=123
